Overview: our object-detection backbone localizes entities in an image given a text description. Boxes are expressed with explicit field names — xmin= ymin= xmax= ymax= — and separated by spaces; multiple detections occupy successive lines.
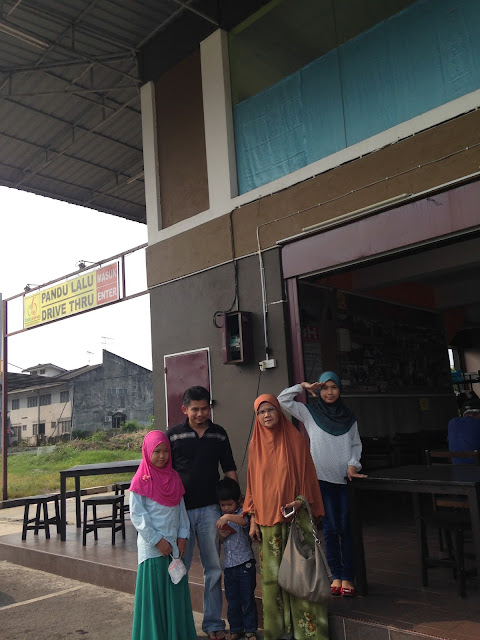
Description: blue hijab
xmin=305 ymin=371 xmax=356 ymax=436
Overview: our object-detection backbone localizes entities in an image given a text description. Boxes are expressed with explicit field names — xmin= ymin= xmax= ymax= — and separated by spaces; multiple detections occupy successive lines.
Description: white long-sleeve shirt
xmin=278 ymin=384 xmax=362 ymax=485
xmin=130 ymin=492 xmax=190 ymax=565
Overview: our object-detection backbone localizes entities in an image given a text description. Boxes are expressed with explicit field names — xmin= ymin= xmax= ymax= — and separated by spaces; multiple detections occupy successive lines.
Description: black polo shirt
xmin=168 ymin=419 xmax=237 ymax=510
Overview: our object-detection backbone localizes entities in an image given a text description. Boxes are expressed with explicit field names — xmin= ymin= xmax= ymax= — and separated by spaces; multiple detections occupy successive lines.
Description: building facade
xmin=138 ymin=0 xmax=480 ymax=477
xmin=7 ymin=350 xmax=153 ymax=444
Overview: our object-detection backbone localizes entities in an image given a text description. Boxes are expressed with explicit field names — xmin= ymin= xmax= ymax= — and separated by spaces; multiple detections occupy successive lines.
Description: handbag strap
xmin=295 ymin=495 xmax=322 ymax=548
xmin=296 ymin=495 xmax=332 ymax=580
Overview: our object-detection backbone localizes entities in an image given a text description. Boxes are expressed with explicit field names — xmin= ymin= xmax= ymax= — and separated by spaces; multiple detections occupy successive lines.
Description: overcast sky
xmin=1 ymin=186 xmax=152 ymax=373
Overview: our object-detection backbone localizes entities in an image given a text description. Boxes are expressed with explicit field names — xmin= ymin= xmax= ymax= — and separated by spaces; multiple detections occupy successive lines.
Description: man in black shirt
xmin=168 ymin=386 xmax=238 ymax=640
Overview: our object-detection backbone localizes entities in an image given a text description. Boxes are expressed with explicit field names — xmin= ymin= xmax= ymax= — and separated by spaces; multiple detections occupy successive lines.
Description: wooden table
xmin=59 ymin=459 xmax=140 ymax=541
xmin=349 ymin=465 xmax=480 ymax=595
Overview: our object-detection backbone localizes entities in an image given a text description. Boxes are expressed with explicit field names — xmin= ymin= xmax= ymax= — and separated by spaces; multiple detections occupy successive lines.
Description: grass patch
xmin=6 ymin=446 xmax=142 ymax=498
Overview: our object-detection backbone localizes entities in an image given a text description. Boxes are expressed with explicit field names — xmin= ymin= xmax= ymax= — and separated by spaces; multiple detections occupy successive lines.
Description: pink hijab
xmin=130 ymin=431 xmax=185 ymax=507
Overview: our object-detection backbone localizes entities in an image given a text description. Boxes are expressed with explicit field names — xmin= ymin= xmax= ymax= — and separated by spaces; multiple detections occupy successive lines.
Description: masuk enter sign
xmin=24 ymin=262 xmax=119 ymax=328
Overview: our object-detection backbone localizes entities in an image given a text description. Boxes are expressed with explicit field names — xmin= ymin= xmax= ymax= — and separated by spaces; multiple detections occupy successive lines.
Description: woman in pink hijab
xmin=130 ymin=430 xmax=196 ymax=640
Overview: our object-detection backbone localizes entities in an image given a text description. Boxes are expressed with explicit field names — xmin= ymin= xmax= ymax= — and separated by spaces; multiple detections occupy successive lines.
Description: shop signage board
xmin=24 ymin=263 xmax=119 ymax=329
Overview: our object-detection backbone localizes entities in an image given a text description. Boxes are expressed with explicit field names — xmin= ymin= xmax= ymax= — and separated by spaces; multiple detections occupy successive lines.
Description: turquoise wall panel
xmin=234 ymin=0 xmax=480 ymax=194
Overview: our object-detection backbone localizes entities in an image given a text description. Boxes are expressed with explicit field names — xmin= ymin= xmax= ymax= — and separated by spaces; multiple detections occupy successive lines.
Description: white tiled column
xmin=140 ymin=81 xmax=162 ymax=237
xmin=200 ymin=29 xmax=238 ymax=213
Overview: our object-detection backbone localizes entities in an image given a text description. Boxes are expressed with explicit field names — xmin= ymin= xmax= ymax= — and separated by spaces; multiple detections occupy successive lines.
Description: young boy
xmin=216 ymin=478 xmax=257 ymax=640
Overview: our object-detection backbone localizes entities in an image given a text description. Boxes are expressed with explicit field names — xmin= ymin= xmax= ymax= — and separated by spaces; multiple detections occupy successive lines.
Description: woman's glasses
xmin=257 ymin=407 xmax=278 ymax=417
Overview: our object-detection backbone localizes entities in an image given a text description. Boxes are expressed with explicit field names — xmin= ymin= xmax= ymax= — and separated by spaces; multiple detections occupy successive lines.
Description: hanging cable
xmin=212 ymin=210 xmax=239 ymax=328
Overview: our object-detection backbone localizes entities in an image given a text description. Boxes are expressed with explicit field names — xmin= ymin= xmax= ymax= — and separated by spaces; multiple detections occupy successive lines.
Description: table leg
xmin=349 ymin=482 xmax=368 ymax=595
xmin=75 ymin=476 xmax=81 ymax=528
xmin=60 ymin=473 xmax=66 ymax=541
xmin=411 ymin=493 xmax=427 ymax=587
xmin=468 ymin=486 xmax=480 ymax=563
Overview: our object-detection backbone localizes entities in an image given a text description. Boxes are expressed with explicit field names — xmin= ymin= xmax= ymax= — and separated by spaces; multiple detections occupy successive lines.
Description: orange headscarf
xmin=243 ymin=394 xmax=324 ymax=526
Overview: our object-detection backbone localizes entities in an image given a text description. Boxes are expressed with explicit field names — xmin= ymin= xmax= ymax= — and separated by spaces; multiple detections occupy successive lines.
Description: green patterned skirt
xmin=131 ymin=556 xmax=197 ymax=640
xmin=259 ymin=508 xmax=328 ymax=640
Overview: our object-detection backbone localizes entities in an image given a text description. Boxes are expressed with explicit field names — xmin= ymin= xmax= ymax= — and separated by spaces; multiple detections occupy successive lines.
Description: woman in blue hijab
xmin=278 ymin=372 xmax=367 ymax=597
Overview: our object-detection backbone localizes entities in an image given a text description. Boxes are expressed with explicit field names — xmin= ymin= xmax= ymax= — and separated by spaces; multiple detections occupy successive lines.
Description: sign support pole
xmin=2 ymin=299 xmax=9 ymax=500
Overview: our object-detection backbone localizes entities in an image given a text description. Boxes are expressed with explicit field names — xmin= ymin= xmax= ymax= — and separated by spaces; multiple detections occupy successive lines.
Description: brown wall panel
xmin=146 ymin=215 xmax=232 ymax=287
xmin=148 ymin=109 xmax=480 ymax=285
xmin=155 ymin=50 xmax=209 ymax=227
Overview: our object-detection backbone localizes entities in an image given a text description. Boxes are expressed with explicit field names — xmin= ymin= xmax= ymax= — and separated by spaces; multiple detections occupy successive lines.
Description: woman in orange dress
xmin=243 ymin=394 xmax=328 ymax=640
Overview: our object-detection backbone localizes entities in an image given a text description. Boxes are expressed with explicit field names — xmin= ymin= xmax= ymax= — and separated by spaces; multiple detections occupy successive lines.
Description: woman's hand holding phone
xmin=282 ymin=505 xmax=296 ymax=519
xmin=281 ymin=499 xmax=302 ymax=519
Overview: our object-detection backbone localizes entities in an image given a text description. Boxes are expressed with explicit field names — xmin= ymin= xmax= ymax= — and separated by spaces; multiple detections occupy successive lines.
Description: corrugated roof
xmin=0 ymin=0 xmax=255 ymax=222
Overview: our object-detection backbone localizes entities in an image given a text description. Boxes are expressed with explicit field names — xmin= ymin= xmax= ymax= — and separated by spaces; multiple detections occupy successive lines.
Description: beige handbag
xmin=277 ymin=498 xmax=331 ymax=602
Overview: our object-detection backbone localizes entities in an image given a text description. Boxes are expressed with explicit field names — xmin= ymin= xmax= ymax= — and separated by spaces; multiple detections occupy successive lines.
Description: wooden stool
xmin=82 ymin=495 xmax=126 ymax=546
xmin=22 ymin=494 xmax=60 ymax=540
xmin=114 ymin=480 xmax=131 ymax=513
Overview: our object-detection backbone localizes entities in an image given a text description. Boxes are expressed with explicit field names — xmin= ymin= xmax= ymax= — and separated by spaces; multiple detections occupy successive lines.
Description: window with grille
xmin=60 ymin=420 xmax=72 ymax=433
xmin=39 ymin=394 xmax=51 ymax=406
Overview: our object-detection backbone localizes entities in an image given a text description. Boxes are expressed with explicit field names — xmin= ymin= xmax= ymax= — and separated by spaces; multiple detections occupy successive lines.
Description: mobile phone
xmin=220 ymin=523 xmax=236 ymax=535
xmin=282 ymin=505 xmax=295 ymax=519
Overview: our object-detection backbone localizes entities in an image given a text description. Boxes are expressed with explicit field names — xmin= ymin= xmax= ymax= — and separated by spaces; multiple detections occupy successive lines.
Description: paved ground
xmin=0 ymin=498 xmax=204 ymax=639
xmin=0 ymin=560 xmax=204 ymax=640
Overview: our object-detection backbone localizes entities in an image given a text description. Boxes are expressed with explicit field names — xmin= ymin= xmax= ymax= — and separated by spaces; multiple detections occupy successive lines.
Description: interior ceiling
xmin=0 ymin=0 xmax=265 ymax=223
xmin=309 ymin=234 xmax=480 ymax=316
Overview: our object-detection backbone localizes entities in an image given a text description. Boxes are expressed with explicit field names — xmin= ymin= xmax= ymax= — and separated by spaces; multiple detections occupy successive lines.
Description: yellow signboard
xmin=24 ymin=263 xmax=119 ymax=329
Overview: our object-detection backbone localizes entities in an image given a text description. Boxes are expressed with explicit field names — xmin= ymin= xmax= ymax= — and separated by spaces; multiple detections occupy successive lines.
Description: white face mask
xmin=168 ymin=556 xmax=187 ymax=584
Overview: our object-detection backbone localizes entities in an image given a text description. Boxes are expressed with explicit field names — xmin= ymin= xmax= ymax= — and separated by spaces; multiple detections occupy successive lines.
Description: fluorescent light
xmin=126 ymin=171 xmax=144 ymax=185
xmin=302 ymin=193 xmax=412 ymax=233
xmin=0 ymin=22 xmax=49 ymax=50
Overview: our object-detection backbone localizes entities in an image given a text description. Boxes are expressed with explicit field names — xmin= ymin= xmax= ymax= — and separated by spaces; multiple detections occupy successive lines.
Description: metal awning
xmin=0 ymin=0 xmax=265 ymax=223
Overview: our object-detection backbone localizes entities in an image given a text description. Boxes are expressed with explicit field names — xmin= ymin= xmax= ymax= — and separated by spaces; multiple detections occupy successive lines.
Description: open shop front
xmin=282 ymin=179 xmax=480 ymax=472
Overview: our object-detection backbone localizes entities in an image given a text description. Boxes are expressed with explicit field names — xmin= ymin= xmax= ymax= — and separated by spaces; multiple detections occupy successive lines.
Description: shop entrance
xmin=282 ymin=181 xmax=480 ymax=468
xmin=289 ymin=234 xmax=480 ymax=466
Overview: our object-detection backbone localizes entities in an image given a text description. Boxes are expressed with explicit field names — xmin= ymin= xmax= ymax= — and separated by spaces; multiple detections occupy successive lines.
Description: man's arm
xmin=219 ymin=427 xmax=238 ymax=482
xmin=225 ymin=469 xmax=239 ymax=483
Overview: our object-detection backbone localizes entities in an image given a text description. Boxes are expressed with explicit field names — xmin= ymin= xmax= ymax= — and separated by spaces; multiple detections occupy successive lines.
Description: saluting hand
xmin=300 ymin=381 xmax=325 ymax=397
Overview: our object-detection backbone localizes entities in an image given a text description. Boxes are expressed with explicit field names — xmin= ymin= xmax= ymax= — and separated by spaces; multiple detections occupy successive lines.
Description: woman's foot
xmin=330 ymin=579 xmax=342 ymax=596
xmin=209 ymin=632 xmax=226 ymax=640
xmin=341 ymin=580 xmax=355 ymax=597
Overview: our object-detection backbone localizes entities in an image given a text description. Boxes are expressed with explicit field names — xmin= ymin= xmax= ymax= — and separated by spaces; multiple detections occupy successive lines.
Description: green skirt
xmin=131 ymin=556 xmax=197 ymax=640
xmin=259 ymin=507 xmax=328 ymax=640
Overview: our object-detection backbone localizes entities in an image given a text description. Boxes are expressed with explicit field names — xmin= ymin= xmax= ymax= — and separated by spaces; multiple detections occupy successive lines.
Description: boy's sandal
xmin=244 ymin=635 xmax=257 ymax=640
xmin=225 ymin=634 xmax=242 ymax=640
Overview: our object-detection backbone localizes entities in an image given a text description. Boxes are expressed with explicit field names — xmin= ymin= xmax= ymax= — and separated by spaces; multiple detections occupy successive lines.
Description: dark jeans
xmin=319 ymin=480 xmax=354 ymax=582
xmin=224 ymin=559 xmax=257 ymax=634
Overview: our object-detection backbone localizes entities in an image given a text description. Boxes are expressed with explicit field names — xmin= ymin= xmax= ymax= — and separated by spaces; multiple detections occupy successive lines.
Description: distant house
xmin=7 ymin=350 xmax=153 ymax=444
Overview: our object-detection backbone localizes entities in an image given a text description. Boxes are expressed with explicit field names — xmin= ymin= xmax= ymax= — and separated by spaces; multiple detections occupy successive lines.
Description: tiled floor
xmin=327 ymin=492 xmax=480 ymax=640
xmin=0 ymin=491 xmax=478 ymax=640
